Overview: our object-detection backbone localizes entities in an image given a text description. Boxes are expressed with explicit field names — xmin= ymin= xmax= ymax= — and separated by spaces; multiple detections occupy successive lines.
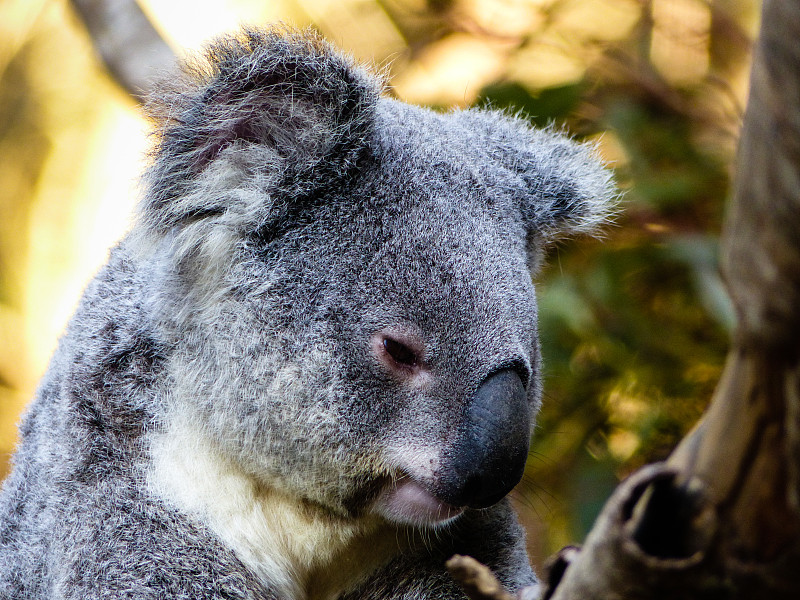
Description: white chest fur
xmin=146 ymin=416 xmax=400 ymax=600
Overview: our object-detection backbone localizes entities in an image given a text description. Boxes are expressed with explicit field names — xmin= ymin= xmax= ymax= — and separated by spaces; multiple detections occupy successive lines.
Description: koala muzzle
xmin=439 ymin=369 xmax=531 ymax=509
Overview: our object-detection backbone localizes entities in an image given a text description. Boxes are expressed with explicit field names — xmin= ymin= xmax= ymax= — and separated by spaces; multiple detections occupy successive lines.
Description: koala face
xmin=325 ymin=103 xmax=544 ymax=524
xmin=139 ymin=30 xmax=615 ymax=529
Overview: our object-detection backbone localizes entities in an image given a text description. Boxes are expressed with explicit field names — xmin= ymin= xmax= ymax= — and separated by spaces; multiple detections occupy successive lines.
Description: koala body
xmin=0 ymin=29 xmax=615 ymax=600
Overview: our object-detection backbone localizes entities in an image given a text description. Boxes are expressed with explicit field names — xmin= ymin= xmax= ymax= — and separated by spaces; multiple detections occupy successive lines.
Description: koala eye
xmin=383 ymin=337 xmax=418 ymax=367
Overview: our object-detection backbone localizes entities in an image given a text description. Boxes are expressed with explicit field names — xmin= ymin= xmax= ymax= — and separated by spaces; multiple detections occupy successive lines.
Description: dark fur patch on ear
xmin=143 ymin=27 xmax=382 ymax=233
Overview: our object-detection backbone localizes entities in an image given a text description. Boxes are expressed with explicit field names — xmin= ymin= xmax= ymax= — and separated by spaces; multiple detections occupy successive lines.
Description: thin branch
xmin=69 ymin=0 xmax=177 ymax=102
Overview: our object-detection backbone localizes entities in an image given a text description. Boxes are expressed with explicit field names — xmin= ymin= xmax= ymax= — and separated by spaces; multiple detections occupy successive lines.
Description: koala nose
xmin=438 ymin=369 xmax=531 ymax=509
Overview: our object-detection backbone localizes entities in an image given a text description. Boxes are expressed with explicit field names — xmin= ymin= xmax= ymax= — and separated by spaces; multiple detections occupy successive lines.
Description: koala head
xmin=137 ymin=29 xmax=615 ymax=528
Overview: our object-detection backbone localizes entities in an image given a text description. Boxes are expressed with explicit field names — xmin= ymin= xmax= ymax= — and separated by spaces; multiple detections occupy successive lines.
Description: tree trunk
xmin=534 ymin=1 xmax=800 ymax=597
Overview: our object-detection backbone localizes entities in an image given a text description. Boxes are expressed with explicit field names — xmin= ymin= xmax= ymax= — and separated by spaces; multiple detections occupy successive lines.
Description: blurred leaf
xmin=571 ymin=450 xmax=619 ymax=539
xmin=665 ymin=235 xmax=736 ymax=332
xmin=478 ymin=82 xmax=585 ymax=128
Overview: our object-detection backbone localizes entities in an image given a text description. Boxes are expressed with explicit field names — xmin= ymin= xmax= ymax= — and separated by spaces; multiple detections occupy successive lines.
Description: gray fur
xmin=0 ymin=28 xmax=615 ymax=600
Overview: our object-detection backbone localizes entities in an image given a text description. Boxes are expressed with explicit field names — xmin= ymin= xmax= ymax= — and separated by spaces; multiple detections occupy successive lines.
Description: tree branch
xmin=69 ymin=0 xmax=177 ymax=101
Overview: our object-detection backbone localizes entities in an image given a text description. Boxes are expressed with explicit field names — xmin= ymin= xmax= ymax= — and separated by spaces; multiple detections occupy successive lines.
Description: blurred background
xmin=0 ymin=0 xmax=760 ymax=571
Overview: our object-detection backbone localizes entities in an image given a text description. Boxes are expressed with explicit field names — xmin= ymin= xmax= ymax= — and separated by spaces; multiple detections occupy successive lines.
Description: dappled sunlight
xmin=461 ymin=0 xmax=548 ymax=38
xmin=651 ymin=0 xmax=711 ymax=85
xmin=392 ymin=32 xmax=509 ymax=106
xmin=294 ymin=0 xmax=407 ymax=64
xmin=507 ymin=37 xmax=588 ymax=90
xmin=553 ymin=0 xmax=642 ymax=42
xmin=138 ymin=0 xmax=295 ymax=50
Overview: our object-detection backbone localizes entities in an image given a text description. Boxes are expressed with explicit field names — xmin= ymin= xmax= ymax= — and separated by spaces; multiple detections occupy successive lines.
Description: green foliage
xmin=479 ymin=82 xmax=585 ymax=128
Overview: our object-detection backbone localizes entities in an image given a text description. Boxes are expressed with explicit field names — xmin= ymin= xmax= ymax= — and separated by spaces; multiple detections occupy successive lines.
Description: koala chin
xmin=0 ymin=27 xmax=616 ymax=600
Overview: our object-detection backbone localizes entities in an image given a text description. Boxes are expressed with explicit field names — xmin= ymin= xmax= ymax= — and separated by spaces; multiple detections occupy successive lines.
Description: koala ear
xmin=512 ymin=126 xmax=618 ymax=248
xmin=142 ymin=28 xmax=381 ymax=235
xmin=459 ymin=110 xmax=617 ymax=264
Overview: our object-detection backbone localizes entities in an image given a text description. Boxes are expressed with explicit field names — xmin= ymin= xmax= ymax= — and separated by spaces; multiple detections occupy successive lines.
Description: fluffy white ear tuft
xmin=515 ymin=127 xmax=619 ymax=245
xmin=453 ymin=109 xmax=619 ymax=252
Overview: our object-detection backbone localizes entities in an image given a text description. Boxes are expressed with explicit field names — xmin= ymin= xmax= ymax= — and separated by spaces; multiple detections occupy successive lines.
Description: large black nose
xmin=438 ymin=369 xmax=531 ymax=509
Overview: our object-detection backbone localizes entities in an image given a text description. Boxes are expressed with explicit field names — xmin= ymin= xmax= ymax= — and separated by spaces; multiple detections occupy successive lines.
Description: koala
xmin=0 ymin=28 xmax=615 ymax=600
